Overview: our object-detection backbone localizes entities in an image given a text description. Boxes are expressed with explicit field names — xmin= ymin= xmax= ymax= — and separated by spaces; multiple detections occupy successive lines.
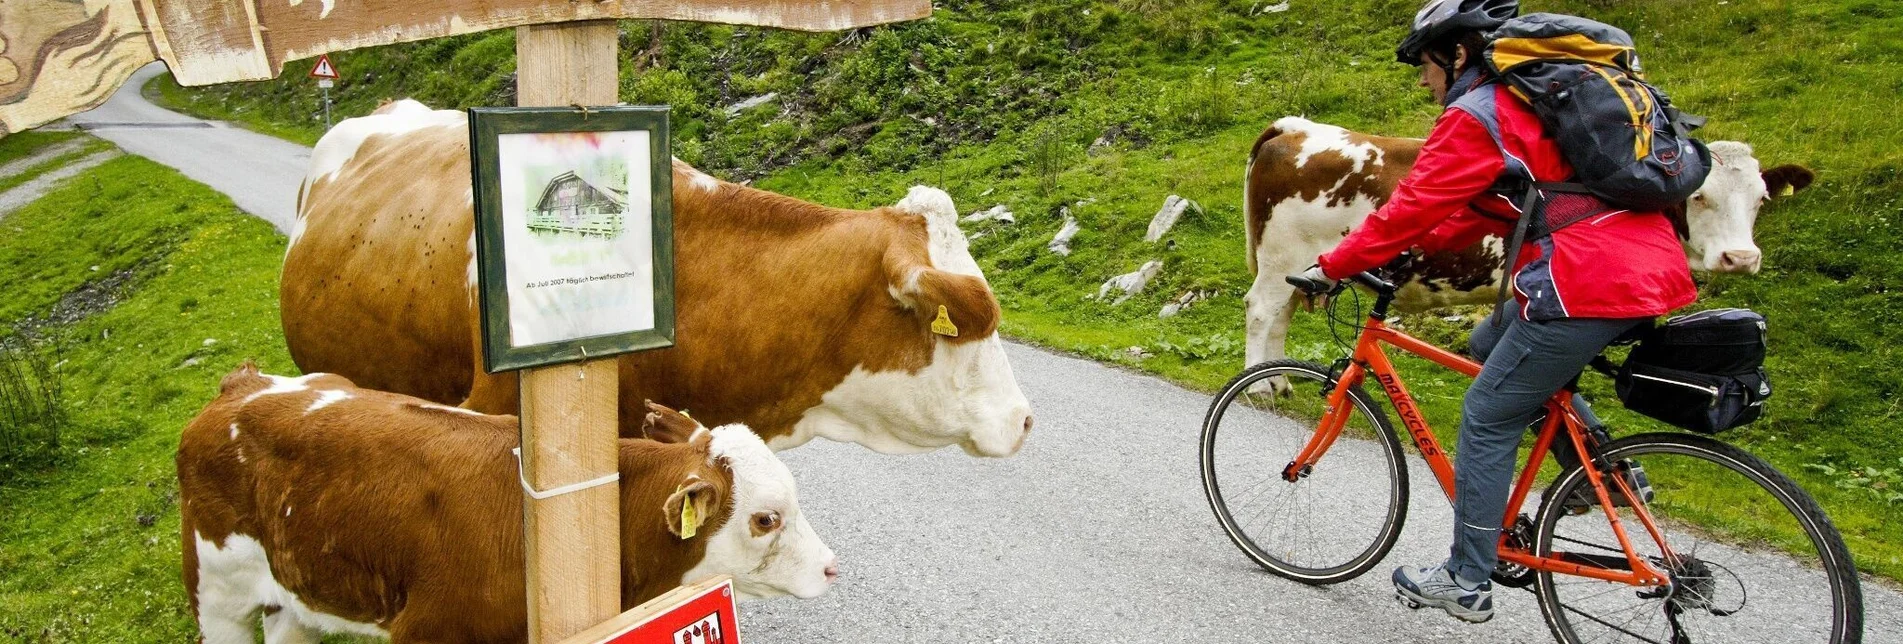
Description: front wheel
xmin=1200 ymin=360 xmax=1408 ymax=585
xmin=1533 ymin=432 xmax=1863 ymax=643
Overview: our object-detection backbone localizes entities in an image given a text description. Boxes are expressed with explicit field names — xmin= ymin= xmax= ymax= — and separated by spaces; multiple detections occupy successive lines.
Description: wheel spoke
xmin=1535 ymin=433 xmax=1859 ymax=644
xmin=1201 ymin=362 xmax=1407 ymax=584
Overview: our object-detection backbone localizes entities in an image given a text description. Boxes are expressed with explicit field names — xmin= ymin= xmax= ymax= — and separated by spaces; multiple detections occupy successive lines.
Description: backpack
xmin=1599 ymin=308 xmax=1772 ymax=434
xmin=1482 ymin=13 xmax=1711 ymax=211
xmin=1463 ymin=13 xmax=1713 ymax=313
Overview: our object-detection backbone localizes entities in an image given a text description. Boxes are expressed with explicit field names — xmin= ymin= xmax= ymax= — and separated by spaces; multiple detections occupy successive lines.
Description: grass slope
xmin=135 ymin=0 xmax=1903 ymax=582
xmin=0 ymin=149 xmax=287 ymax=641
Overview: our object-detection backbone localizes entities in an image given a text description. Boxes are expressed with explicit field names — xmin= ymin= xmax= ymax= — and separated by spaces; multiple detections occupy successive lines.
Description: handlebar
xmin=1285 ymin=271 xmax=1397 ymax=297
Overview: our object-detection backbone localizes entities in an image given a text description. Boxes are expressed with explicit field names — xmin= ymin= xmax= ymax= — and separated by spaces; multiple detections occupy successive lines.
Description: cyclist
xmin=1290 ymin=0 xmax=1698 ymax=623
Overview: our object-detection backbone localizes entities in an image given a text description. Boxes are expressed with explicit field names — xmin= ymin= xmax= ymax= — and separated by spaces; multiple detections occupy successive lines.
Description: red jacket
xmin=1317 ymin=80 xmax=1696 ymax=321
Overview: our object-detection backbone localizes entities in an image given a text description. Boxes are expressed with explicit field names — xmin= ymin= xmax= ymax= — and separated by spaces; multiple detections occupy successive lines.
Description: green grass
xmin=0 ymin=153 xmax=288 ymax=641
xmin=0 ymin=132 xmax=112 ymax=195
xmin=129 ymin=0 xmax=1903 ymax=584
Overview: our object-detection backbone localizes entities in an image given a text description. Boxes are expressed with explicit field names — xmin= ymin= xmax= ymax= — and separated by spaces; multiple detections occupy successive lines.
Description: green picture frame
xmin=468 ymin=106 xmax=675 ymax=373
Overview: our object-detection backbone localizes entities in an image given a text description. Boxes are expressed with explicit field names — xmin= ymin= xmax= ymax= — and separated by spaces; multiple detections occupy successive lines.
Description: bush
xmin=0 ymin=329 xmax=65 ymax=481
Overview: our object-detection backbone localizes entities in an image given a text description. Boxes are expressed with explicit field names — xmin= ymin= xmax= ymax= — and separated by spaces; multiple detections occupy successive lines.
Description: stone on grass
xmin=723 ymin=93 xmax=779 ymax=116
xmin=1159 ymin=290 xmax=1216 ymax=318
xmin=1097 ymin=260 xmax=1163 ymax=304
xmin=1145 ymin=195 xmax=1201 ymax=242
xmin=962 ymin=204 xmax=1015 ymax=225
xmin=1049 ymin=210 xmax=1081 ymax=256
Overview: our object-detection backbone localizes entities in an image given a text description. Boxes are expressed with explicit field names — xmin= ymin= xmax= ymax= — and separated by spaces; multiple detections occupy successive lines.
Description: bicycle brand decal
xmin=1377 ymin=373 xmax=1440 ymax=457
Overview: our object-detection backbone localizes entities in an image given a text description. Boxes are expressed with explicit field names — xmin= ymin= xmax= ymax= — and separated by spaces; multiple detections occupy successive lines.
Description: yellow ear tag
xmin=679 ymin=493 xmax=698 ymax=540
xmin=931 ymin=305 xmax=959 ymax=337
xmin=1777 ymin=184 xmax=1795 ymax=197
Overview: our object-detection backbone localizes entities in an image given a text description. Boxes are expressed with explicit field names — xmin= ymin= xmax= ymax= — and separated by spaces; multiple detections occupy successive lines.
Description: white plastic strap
xmin=511 ymin=447 xmax=619 ymax=500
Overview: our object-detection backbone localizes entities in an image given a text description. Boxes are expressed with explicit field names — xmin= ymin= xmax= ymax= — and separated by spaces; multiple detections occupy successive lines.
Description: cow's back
xmin=284 ymin=117 xmax=479 ymax=405
xmin=179 ymin=369 xmax=530 ymax=640
xmin=1244 ymin=116 xmax=1421 ymax=277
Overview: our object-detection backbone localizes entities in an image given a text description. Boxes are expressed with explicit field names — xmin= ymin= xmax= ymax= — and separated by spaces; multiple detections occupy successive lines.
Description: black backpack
xmin=1483 ymin=13 xmax=1711 ymax=211
xmin=1603 ymin=308 xmax=1772 ymax=434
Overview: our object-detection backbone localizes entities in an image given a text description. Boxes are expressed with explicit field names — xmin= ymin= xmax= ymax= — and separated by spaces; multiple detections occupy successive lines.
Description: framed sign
xmin=469 ymin=106 xmax=675 ymax=373
xmin=558 ymin=576 xmax=740 ymax=644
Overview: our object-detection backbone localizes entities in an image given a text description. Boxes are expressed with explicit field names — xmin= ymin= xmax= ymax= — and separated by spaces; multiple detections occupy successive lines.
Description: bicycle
xmin=1200 ymin=265 xmax=1863 ymax=643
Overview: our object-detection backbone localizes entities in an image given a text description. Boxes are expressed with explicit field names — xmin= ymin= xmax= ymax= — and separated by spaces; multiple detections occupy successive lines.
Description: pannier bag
xmin=1614 ymin=308 xmax=1771 ymax=434
xmin=1483 ymin=13 xmax=1711 ymax=211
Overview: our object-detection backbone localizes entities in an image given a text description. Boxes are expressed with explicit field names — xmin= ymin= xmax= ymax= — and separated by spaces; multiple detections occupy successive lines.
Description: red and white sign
xmin=309 ymin=54 xmax=339 ymax=79
xmin=580 ymin=577 xmax=739 ymax=644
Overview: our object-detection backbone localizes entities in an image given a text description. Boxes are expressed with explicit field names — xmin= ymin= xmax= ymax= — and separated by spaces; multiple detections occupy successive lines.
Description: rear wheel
xmin=1534 ymin=432 xmax=1862 ymax=643
xmin=1200 ymin=360 xmax=1407 ymax=585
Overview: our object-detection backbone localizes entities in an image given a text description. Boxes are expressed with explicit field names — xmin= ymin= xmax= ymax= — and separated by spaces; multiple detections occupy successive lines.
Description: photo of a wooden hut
xmin=527 ymin=169 xmax=628 ymax=238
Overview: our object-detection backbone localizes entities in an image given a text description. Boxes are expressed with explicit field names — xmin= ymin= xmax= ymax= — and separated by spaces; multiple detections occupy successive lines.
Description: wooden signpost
xmin=6 ymin=1 xmax=929 ymax=642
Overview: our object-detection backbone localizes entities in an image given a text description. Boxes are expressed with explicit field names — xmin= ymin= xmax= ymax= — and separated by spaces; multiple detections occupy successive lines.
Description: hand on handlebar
xmin=1285 ymin=265 xmax=1338 ymax=303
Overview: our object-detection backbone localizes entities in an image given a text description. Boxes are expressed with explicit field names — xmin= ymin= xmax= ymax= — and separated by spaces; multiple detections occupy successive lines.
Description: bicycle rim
xmin=1534 ymin=432 xmax=1863 ymax=644
xmin=1200 ymin=360 xmax=1408 ymax=585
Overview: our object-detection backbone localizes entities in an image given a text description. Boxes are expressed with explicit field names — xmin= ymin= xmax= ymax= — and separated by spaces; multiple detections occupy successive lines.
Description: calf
xmin=1243 ymin=116 xmax=1815 ymax=373
xmin=178 ymin=364 xmax=834 ymax=643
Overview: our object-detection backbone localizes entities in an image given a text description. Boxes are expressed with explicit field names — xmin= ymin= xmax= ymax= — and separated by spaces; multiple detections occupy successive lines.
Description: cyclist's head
xmin=1397 ymin=0 xmax=1517 ymax=101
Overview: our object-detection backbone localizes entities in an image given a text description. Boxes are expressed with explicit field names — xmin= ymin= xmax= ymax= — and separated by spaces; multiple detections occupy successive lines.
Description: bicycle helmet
xmin=1395 ymin=0 xmax=1518 ymax=65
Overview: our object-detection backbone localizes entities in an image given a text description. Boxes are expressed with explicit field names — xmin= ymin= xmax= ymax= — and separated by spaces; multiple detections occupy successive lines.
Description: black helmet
xmin=1395 ymin=0 xmax=1518 ymax=65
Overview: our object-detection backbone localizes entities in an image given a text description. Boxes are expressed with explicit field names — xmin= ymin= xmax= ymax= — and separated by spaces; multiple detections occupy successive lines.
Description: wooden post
xmin=515 ymin=20 xmax=622 ymax=644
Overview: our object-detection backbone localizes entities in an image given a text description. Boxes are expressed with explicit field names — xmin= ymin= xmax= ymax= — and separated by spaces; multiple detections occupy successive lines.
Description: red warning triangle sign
xmin=309 ymin=55 xmax=339 ymax=80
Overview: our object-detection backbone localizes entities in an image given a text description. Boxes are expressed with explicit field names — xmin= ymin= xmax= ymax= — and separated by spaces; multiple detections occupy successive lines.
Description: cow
xmin=178 ymin=363 xmax=835 ymax=643
xmin=1242 ymin=116 xmax=1815 ymax=376
xmin=284 ymin=100 xmax=1032 ymax=457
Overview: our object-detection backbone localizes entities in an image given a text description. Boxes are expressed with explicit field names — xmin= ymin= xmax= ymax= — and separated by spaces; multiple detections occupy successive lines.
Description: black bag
xmin=1483 ymin=13 xmax=1711 ymax=211
xmin=1613 ymin=308 xmax=1771 ymax=434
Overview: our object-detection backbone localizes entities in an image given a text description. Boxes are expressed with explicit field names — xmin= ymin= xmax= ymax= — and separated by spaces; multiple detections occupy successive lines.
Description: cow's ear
xmin=1762 ymin=164 xmax=1816 ymax=199
xmin=663 ymin=478 xmax=721 ymax=540
xmin=908 ymin=268 xmax=1000 ymax=343
xmin=642 ymin=400 xmax=703 ymax=444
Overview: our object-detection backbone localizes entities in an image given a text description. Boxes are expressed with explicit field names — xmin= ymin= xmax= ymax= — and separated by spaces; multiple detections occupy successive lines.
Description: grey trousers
xmin=1446 ymin=309 xmax=1649 ymax=585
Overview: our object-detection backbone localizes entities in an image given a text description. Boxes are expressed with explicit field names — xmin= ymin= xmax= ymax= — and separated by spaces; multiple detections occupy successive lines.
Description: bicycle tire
xmin=1533 ymin=432 xmax=1863 ymax=643
xmin=1200 ymin=360 xmax=1408 ymax=585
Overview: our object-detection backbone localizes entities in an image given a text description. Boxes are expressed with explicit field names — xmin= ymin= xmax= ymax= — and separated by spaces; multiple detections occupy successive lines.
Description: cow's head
xmin=793 ymin=187 xmax=1035 ymax=458
xmin=643 ymin=404 xmax=837 ymax=601
xmin=1681 ymin=141 xmax=1815 ymax=274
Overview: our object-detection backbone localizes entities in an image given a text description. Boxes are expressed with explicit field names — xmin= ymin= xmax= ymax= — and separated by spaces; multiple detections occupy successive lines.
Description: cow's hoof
xmin=1243 ymin=375 xmax=1294 ymax=397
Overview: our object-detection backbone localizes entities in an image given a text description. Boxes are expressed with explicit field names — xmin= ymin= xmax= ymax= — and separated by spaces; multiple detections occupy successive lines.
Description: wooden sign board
xmin=0 ymin=0 xmax=930 ymax=136
xmin=468 ymin=105 xmax=676 ymax=372
xmin=558 ymin=576 xmax=740 ymax=644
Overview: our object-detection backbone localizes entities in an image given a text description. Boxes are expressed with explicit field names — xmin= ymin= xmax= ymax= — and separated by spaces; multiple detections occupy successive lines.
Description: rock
xmin=1260 ymin=1 xmax=1291 ymax=14
xmin=1097 ymin=260 xmax=1164 ymax=304
xmin=1145 ymin=195 xmax=1201 ymax=242
xmin=180 ymin=357 xmax=202 ymax=368
xmin=1124 ymin=346 xmax=1154 ymax=360
xmin=1158 ymin=289 xmax=1215 ymax=318
xmin=1049 ymin=211 xmax=1081 ymax=256
xmin=1088 ymin=125 xmax=1124 ymax=156
xmin=722 ymin=92 xmax=779 ymax=117
xmin=962 ymin=204 xmax=1015 ymax=225
xmin=203 ymin=338 xmax=218 ymax=347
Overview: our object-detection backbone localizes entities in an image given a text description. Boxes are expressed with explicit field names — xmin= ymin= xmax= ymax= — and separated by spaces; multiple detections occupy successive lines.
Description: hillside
xmin=158 ymin=0 xmax=1903 ymax=577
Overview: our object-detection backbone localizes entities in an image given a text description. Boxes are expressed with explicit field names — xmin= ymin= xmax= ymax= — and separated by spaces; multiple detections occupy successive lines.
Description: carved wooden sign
xmin=0 ymin=0 xmax=929 ymax=136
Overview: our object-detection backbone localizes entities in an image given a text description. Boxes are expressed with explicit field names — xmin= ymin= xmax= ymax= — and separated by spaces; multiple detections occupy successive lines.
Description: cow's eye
xmin=751 ymin=511 xmax=782 ymax=535
xmin=1691 ymin=193 xmax=1705 ymax=201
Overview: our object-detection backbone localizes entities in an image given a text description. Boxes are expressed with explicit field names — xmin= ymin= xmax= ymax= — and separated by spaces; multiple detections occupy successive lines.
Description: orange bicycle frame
xmin=1286 ymin=314 xmax=1674 ymax=587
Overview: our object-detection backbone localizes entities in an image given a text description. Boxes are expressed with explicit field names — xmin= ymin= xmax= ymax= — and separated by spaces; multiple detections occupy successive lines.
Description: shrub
xmin=0 ymin=329 xmax=65 ymax=481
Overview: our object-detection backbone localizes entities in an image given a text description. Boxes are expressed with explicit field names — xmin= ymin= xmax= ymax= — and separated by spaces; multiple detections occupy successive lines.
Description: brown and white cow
xmin=178 ymin=364 xmax=834 ymax=643
xmin=1242 ymin=116 xmax=1815 ymax=372
xmin=284 ymin=100 xmax=1031 ymax=457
